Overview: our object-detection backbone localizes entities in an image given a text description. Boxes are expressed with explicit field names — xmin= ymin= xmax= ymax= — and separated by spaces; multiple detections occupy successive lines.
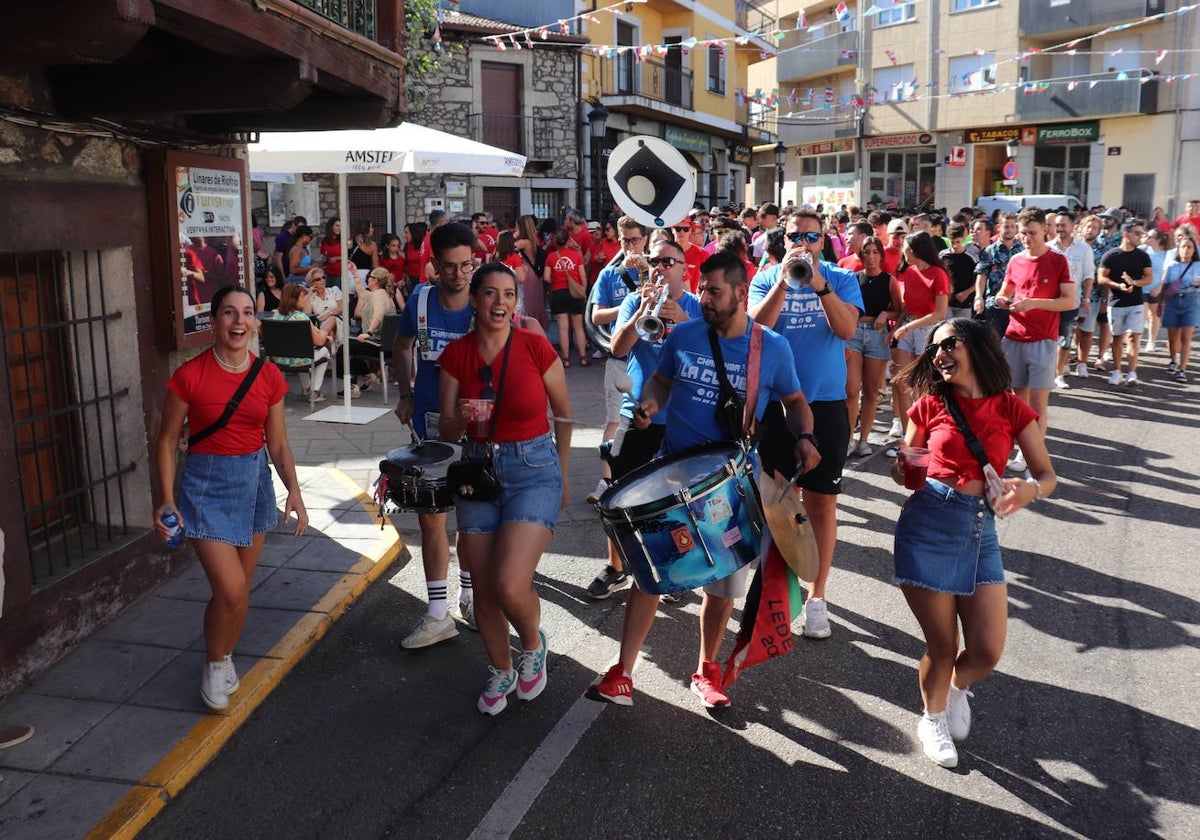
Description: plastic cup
xmin=899 ymin=445 xmax=931 ymax=491
xmin=460 ymin=398 xmax=494 ymax=438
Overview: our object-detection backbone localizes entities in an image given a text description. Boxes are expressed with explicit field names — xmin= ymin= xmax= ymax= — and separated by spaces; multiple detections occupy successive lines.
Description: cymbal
xmin=385 ymin=441 xmax=458 ymax=467
xmin=757 ymin=470 xmax=819 ymax=582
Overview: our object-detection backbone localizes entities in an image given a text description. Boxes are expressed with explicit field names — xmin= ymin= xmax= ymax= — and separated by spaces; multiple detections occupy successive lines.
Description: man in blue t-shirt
xmin=393 ymin=222 xmax=477 ymax=650
xmin=583 ymin=217 xmax=648 ymax=598
xmin=586 ymin=250 xmax=820 ymax=711
xmin=749 ymin=209 xmax=862 ymax=641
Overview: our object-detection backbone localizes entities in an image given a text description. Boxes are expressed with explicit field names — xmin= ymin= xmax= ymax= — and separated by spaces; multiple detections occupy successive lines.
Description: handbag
xmin=706 ymin=322 xmax=762 ymax=443
xmin=187 ymin=356 xmax=265 ymax=447
xmin=942 ymin=392 xmax=1006 ymax=519
xmin=446 ymin=330 xmax=513 ymax=502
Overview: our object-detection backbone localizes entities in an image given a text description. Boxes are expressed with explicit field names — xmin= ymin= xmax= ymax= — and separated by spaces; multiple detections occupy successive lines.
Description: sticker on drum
xmin=706 ymin=495 xmax=733 ymax=524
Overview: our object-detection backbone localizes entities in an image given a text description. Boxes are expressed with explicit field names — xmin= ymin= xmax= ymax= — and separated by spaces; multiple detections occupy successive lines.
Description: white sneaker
xmin=1101 ymin=350 xmax=1113 ymax=364
xmin=802 ymin=597 xmax=832 ymax=639
xmin=223 ymin=654 xmax=239 ymax=695
xmin=888 ymin=418 xmax=904 ymax=438
xmin=201 ymin=660 xmax=229 ymax=711
xmin=400 ymin=613 xmax=459 ymax=649
xmin=1144 ymin=341 xmax=1157 ymax=353
xmin=918 ymin=713 xmax=959 ymax=768
xmin=1108 ymin=371 xmax=1123 ymax=386
xmin=1125 ymin=371 xmax=1139 ymax=386
xmin=1053 ymin=375 xmax=1070 ymax=390
xmin=1007 ymin=453 xmax=1027 ymax=473
xmin=1075 ymin=362 xmax=1089 ymax=378
xmin=947 ymin=684 xmax=974 ymax=741
xmin=591 ymin=349 xmax=604 ymax=359
xmin=853 ymin=440 xmax=872 ymax=457
xmin=586 ymin=478 xmax=610 ymax=505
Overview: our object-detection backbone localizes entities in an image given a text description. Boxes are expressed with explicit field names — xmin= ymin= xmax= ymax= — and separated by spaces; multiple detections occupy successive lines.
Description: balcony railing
xmin=736 ymin=0 xmax=777 ymax=34
xmin=777 ymin=106 xmax=858 ymax=146
xmin=1018 ymin=0 xmax=1148 ymax=38
xmin=736 ymin=101 xmax=777 ymax=142
xmin=295 ymin=0 xmax=376 ymax=40
xmin=598 ymin=56 xmax=694 ymax=110
xmin=1014 ymin=71 xmax=1159 ymax=122
xmin=777 ymin=28 xmax=859 ymax=84
xmin=468 ymin=113 xmax=555 ymax=161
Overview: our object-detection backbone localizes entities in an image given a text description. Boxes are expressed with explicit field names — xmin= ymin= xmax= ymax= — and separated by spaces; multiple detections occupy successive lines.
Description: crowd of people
xmin=158 ymin=194 xmax=1198 ymax=770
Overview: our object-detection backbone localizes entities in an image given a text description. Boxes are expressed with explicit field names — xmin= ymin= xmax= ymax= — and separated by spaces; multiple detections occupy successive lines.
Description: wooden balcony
xmin=5 ymin=0 xmax=407 ymax=133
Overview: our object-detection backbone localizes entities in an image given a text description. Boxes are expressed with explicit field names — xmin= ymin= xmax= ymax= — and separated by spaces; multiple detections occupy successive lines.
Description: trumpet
xmin=787 ymin=250 xmax=815 ymax=286
xmin=636 ymin=283 xmax=668 ymax=341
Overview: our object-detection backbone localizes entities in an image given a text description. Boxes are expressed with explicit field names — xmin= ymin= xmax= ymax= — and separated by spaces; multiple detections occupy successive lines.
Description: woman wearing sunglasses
xmin=438 ymin=262 xmax=573 ymax=715
xmin=891 ymin=318 xmax=1055 ymax=768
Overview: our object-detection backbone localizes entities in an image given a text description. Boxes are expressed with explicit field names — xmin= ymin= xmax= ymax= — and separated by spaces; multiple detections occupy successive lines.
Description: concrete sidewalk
xmin=0 ymin=466 xmax=402 ymax=840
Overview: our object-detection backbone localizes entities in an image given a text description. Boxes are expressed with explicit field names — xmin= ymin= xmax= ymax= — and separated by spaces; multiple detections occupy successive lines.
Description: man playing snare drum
xmin=585 ymin=249 xmax=820 ymax=709
xmin=394 ymin=222 xmax=478 ymax=648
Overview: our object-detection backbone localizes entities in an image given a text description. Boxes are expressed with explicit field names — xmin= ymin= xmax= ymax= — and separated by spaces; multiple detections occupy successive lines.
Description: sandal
xmin=560 ymin=355 xmax=571 ymax=368
xmin=579 ymin=358 xmax=592 ymax=367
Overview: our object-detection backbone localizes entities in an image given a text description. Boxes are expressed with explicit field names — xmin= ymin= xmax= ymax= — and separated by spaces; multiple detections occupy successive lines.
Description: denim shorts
xmin=1161 ymin=293 xmax=1200 ymax=329
xmin=847 ymin=321 xmax=890 ymax=360
xmin=1058 ymin=308 xmax=1079 ymax=346
xmin=895 ymin=321 xmax=930 ymax=355
xmin=456 ymin=432 xmax=562 ymax=534
xmin=893 ymin=478 xmax=1003 ymax=596
xmin=178 ymin=449 xmax=277 ymax=546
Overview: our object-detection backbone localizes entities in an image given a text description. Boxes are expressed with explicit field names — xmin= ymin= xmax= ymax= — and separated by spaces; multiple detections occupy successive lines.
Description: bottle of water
xmin=161 ymin=507 xmax=185 ymax=549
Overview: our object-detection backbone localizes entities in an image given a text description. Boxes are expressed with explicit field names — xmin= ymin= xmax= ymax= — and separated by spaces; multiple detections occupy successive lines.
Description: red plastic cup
xmin=899 ymin=444 xmax=931 ymax=491
xmin=460 ymin=398 xmax=494 ymax=438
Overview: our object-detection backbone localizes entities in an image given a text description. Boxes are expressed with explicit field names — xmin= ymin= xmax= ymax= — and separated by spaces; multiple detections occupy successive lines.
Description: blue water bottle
xmin=161 ymin=507 xmax=185 ymax=549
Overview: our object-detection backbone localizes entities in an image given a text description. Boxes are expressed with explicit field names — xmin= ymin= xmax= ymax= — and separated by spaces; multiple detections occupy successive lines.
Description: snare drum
xmin=596 ymin=443 xmax=763 ymax=595
xmin=378 ymin=441 xmax=462 ymax=514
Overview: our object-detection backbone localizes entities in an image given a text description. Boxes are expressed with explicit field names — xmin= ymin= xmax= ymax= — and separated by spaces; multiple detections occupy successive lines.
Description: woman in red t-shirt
xmin=887 ymin=231 xmax=951 ymax=454
xmin=379 ymin=233 xmax=409 ymax=308
xmin=543 ymin=228 xmax=589 ymax=366
xmin=589 ymin=219 xmax=622 ymax=286
xmin=890 ymin=318 xmax=1055 ymax=768
xmin=318 ymin=217 xmax=343 ymax=287
xmin=155 ymin=286 xmax=308 ymax=713
xmin=438 ymin=262 xmax=572 ymax=716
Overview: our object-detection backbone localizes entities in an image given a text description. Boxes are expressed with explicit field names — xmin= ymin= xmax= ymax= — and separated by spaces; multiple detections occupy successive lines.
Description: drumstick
xmin=406 ymin=421 xmax=423 ymax=445
xmin=777 ymin=467 xmax=806 ymax=504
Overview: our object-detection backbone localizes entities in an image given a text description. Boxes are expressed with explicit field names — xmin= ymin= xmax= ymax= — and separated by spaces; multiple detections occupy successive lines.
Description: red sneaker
xmin=586 ymin=663 xmax=634 ymax=706
xmin=690 ymin=661 xmax=730 ymax=708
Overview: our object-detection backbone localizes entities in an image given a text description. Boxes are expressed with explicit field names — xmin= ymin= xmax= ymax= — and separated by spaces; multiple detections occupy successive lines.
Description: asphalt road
xmin=139 ymin=351 xmax=1200 ymax=840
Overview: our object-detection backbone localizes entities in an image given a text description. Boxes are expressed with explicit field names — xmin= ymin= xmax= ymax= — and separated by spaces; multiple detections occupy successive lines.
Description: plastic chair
xmin=376 ymin=312 xmax=402 ymax=404
xmin=260 ymin=318 xmax=322 ymax=409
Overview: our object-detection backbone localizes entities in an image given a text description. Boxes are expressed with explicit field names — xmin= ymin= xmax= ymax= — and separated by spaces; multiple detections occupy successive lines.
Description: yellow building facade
xmin=581 ymin=0 xmax=776 ymax=216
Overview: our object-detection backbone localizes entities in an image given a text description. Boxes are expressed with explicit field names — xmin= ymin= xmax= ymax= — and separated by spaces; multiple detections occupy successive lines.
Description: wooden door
xmin=481 ymin=63 xmax=523 ymax=155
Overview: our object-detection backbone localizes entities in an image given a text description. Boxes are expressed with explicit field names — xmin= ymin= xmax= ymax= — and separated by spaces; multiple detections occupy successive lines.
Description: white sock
xmin=427 ymin=579 xmax=448 ymax=621
xmin=459 ymin=569 xmax=473 ymax=603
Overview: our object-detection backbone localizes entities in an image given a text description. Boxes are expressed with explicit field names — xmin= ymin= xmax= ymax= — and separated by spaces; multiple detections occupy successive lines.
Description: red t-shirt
xmin=502 ymin=252 xmax=524 ymax=272
xmin=838 ymin=254 xmax=864 ymax=272
xmin=319 ymin=240 xmax=342 ymax=279
xmin=1003 ymin=249 xmax=1072 ymax=342
xmin=547 ymin=247 xmax=584 ymax=292
xmin=473 ymin=230 xmax=497 ymax=263
xmin=420 ymin=232 xmax=435 ymax=278
xmin=570 ymin=228 xmax=595 ymax=259
xmin=909 ymin=392 xmax=1039 ymax=487
xmin=379 ymin=255 xmax=405 ymax=282
xmin=591 ymin=239 xmax=622 ymax=281
xmin=439 ymin=328 xmax=558 ymax=442
xmin=167 ymin=351 xmax=288 ymax=455
xmin=680 ymin=244 xmax=706 ymax=292
xmin=1173 ymin=213 xmax=1200 ymax=231
xmin=404 ymin=243 xmax=424 ymax=280
xmin=883 ymin=246 xmax=902 ymax=276
xmin=897 ymin=264 xmax=951 ymax=319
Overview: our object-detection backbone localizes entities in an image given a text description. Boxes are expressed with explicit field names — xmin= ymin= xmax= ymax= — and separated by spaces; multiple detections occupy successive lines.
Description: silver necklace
xmin=212 ymin=347 xmax=251 ymax=372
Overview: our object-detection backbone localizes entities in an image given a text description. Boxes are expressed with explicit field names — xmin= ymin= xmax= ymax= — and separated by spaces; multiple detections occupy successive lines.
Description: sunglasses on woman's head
xmin=787 ymin=231 xmax=823 ymax=244
xmin=926 ymin=335 xmax=964 ymax=356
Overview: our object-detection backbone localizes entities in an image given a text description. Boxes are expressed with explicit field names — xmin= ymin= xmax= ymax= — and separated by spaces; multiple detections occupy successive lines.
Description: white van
xmin=975 ymin=194 xmax=1083 ymax=217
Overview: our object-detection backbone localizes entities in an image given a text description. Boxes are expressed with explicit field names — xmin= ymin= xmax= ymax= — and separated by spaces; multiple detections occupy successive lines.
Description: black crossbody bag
xmin=942 ymin=392 xmax=1007 ymax=518
xmin=188 ymin=356 xmax=266 ymax=447
xmin=446 ymin=330 xmax=513 ymax=502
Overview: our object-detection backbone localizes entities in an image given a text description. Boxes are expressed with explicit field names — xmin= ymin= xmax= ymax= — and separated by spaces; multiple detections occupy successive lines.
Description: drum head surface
xmin=385 ymin=442 xmax=458 ymax=467
xmin=608 ymin=448 xmax=735 ymax=508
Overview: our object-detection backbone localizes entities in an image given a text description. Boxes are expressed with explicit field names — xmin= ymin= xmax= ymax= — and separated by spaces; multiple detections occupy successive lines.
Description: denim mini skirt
xmin=893 ymin=477 xmax=1003 ymax=595
xmin=456 ymin=432 xmax=562 ymax=534
xmin=178 ymin=449 xmax=277 ymax=546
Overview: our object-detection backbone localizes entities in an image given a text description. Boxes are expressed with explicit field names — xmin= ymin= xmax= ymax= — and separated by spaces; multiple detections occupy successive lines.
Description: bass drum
xmin=584 ymin=251 xmax=640 ymax=356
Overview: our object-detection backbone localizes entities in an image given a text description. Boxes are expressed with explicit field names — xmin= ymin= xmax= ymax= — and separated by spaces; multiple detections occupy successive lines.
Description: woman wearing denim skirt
xmin=438 ymin=262 xmax=572 ymax=716
xmin=155 ymin=287 xmax=309 ymax=712
xmin=890 ymin=318 xmax=1057 ymax=768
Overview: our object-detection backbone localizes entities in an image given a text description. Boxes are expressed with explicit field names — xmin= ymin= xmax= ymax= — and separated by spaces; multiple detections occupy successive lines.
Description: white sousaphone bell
xmin=584 ymin=136 xmax=697 ymax=354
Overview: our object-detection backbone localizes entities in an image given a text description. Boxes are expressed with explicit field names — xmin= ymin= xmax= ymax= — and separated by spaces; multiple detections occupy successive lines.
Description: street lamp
xmin=588 ymin=104 xmax=609 ymax=220
xmin=774 ymin=141 xmax=788 ymax=207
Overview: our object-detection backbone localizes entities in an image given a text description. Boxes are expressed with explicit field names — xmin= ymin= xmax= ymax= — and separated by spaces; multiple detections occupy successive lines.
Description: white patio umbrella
xmin=247 ymin=124 xmax=527 ymax=424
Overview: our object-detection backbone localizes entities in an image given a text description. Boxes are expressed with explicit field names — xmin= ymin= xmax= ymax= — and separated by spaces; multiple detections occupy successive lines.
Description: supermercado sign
xmin=863 ymin=133 xmax=933 ymax=149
